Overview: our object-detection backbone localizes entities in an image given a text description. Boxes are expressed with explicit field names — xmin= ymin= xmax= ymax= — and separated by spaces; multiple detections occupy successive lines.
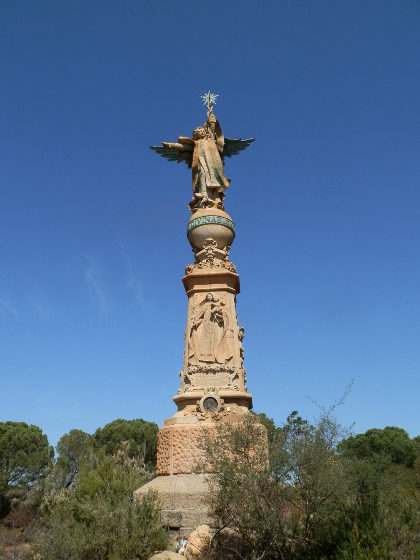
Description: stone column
xmin=134 ymin=206 xmax=265 ymax=537
xmin=156 ymin=207 xmax=253 ymax=476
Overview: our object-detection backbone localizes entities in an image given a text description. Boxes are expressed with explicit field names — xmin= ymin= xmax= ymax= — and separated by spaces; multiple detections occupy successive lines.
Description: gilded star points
xmin=201 ymin=90 xmax=219 ymax=109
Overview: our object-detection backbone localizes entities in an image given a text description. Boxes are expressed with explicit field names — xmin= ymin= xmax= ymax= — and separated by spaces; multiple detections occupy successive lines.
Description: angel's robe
xmin=150 ymin=114 xmax=254 ymax=196
xmin=192 ymin=136 xmax=230 ymax=197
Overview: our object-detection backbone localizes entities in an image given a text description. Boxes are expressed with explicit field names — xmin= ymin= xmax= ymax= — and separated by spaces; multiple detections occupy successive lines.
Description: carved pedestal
xmin=135 ymin=209 xmax=267 ymax=537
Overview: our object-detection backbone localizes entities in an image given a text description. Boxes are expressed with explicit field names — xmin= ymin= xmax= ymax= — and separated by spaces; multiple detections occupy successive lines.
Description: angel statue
xmin=150 ymin=91 xmax=254 ymax=211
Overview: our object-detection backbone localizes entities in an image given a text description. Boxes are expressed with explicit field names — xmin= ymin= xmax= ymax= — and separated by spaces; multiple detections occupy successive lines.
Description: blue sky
xmin=1 ymin=0 xmax=419 ymax=448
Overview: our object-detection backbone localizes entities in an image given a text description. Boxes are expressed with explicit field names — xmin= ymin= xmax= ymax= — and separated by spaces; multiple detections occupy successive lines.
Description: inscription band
xmin=187 ymin=215 xmax=236 ymax=234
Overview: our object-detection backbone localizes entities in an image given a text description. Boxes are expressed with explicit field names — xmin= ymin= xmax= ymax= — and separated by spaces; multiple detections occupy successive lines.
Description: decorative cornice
xmin=185 ymin=260 xmax=236 ymax=275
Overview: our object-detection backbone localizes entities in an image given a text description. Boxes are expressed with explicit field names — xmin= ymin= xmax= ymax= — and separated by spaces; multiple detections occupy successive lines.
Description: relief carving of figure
xmin=238 ymin=326 xmax=245 ymax=367
xmin=188 ymin=293 xmax=233 ymax=366
xmin=215 ymin=302 xmax=234 ymax=364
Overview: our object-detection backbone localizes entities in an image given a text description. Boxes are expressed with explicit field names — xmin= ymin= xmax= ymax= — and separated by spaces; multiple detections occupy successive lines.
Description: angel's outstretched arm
xmin=178 ymin=136 xmax=194 ymax=145
xmin=162 ymin=142 xmax=193 ymax=152
xmin=150 ymin=139 xmax=194 ymax=167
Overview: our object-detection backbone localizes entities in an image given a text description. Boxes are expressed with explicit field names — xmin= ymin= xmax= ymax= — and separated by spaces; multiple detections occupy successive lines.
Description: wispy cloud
xmin=31 ymin=298 xmax=55 ymax=319
xmin=84 ymin=255 xmax=109 ymax=313
xmin=33 ymin=300 xmax=47 ymax=318
xmin=120 ymin=244 xmax=147 ymax=310
xmin=0 ymin=298 xmax=18 ymax=318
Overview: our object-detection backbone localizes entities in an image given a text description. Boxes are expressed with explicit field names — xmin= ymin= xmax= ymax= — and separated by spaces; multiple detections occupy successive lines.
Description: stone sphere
xmin=187 ymin=208 xmax=235 ymax=250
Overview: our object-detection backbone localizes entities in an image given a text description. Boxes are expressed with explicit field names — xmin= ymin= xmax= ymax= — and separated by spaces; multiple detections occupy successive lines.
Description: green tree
xmin=32 ymin=446 xmax=166 ymax=560
xmin=202 ymin=412 xmax=352 ymax=560
xmin=0 ymin=422 xmax=53 ymax=515
xmin=336 ymin=428 xmax=420 ymax=559
xmin=56 ymin=429 xmax=94 ymax=488
xmin=94 ymin=418 xmax=158 ymax=470
xmin=339 ymin=426 xmax=417 ymax=468
xmin=202 ymin=414 xmax=420 ymax=560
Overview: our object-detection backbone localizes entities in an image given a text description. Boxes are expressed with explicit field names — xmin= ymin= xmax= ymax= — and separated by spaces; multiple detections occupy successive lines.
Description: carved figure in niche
xmin=238 ymin=326 xmax=245 ymax=367
xmin=183 ymin=371 xmax=192 ymax=390
xmin=188 ymin=293 xmax=222 ymax=364
xmin=215 ymin=302 xmax=234 ymax=364
xmin=228 ymin=368 xmax=240 ymax=388
xmin=188 ymin=293 xmax=233 ymax=365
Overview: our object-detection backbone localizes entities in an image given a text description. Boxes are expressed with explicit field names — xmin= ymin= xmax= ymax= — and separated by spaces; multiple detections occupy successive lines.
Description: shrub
xmin=202 ymin=413 xmax=420 ymax=560
xmin=30 ymin=447 xmax=166 ymax=560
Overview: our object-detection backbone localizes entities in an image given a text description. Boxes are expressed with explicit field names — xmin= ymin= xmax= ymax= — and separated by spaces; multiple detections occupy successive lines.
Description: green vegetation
xmin=56 ymin=429 xmax=95 ymax=489
xmin=338 ymin=426 xmax=417 ymax=467
xmin=31 ymin=447 xmax=166 ymax=560
xmin=202 ymin=413 xmax=420 ymax=560
xmin=0 ymin=422 xmax=53 ymax=516
xmin=94 ymin=418 xmax=159 ymax=471
xmin=0 ymin=413 xmax=418 ymax=560
xmin=0 ymin=418 xmax=165 ymax=560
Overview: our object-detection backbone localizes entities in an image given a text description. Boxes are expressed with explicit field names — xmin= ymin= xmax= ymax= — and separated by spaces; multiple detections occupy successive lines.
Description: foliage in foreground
xmin=0 ymin=422 xmax=53 ymax=517
xmin=1 ymin=412 xmax=418 ymax=560
xmin=29 ymin=446 xmax=166 ymax=560
xmin=0 ymin=417 xmax=163 ymax=560
xmin=94 ymin=418 xmax=159 ymax=471
xmin=202 ymin=413 xmax=420 ymax=560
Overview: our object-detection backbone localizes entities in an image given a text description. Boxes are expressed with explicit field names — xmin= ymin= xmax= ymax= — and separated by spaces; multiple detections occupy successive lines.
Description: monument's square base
xmin=133 ymin=474 xmax=214 ymax=539
xmin=155 ymin=401 xmax=252 ymax=476
xmin=133 ymin=418 xmax=267 ymax=540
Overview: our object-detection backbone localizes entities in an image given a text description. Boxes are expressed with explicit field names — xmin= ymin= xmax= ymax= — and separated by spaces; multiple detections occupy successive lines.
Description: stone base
xmin=133 ymin=474 xmax=214 ymax=539
xmin=156 ymin=411 xmax=252 ymax=475
xmin=156 ymin=423 xmax=211 ymax=475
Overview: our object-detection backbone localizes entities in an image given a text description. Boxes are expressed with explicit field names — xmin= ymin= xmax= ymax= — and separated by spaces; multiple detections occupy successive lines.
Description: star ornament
xmin=201 ymin=90 xmax=219 ymax=109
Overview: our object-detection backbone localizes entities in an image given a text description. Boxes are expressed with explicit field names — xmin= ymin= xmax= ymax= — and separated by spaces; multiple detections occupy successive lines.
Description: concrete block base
xmin=133 ymin=474 xmax=214 ymax=539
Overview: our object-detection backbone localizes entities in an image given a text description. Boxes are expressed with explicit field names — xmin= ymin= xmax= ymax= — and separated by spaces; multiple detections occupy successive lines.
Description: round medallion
xmin=202 ymin=396 xmax=218 ymax=413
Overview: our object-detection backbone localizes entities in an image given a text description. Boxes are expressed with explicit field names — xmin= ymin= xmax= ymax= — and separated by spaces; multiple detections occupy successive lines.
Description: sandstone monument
xmin=134 ymin=91 xmax=264 ymax=536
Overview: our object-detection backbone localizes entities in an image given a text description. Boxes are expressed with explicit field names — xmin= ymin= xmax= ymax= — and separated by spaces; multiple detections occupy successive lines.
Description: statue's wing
xmin=150 ymin=146 xmax=193 ymax=168
xmin=223 ymin=137 xmax=255 ymax=159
